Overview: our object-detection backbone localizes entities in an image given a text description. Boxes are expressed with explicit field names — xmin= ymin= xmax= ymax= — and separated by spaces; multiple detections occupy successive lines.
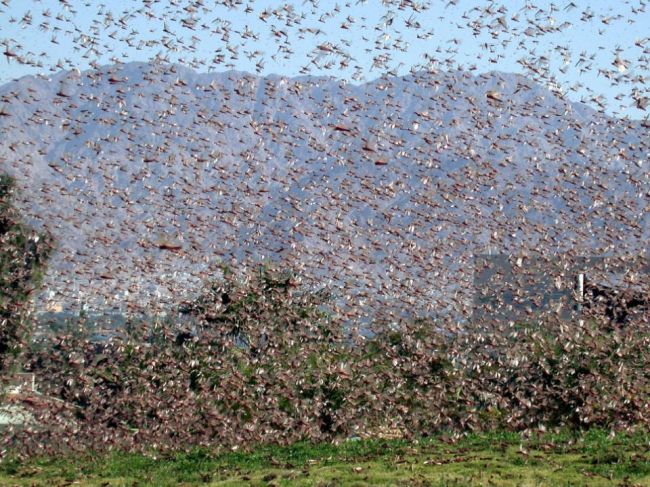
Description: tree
xmin=0 ymin=174 xmax=53 ymax=375
xmin=178 ymin=264 xmax=335 ymax=354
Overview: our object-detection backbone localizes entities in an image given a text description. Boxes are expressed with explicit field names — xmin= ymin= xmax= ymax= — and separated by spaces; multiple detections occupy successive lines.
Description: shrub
xmin=0 ymin=174 xmax=53 ymax=375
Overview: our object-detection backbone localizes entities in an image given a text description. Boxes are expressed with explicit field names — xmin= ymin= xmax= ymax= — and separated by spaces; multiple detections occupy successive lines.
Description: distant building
xmin=0 ymin=374 xmax=37 ymax=427
xmin=45 ymin=301 xmax=63 ymax=313
xmin=0 ymin=373 xmax=73 ymax=429
xmin=473 ymin=254 xmax=649 ymax=324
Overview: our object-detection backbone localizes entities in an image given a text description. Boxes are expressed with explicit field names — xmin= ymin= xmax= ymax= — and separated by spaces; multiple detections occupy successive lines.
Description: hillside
xmin=0 ymin=62 xmax=647 ymax=318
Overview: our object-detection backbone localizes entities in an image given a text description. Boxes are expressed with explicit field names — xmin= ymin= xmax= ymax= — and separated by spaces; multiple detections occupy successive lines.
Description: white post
xmin=577 ymin=273 xmax=584 ymax=326
xmin=577 ymin=273 xmax=584 ymax=302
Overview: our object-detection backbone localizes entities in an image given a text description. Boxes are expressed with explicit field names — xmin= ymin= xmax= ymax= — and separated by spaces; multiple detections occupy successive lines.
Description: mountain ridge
xmin=0 ymin=61 xmax=647 ymax=319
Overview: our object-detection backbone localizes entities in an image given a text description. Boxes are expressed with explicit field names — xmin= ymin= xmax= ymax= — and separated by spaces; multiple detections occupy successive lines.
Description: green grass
xmin=1 ymin=429 xmax=648 ymax=486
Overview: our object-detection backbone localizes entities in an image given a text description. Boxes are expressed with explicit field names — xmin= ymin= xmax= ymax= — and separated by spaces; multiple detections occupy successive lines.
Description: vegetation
xmin=3 ymin=265 xmax=645 ymax=459
xmin=1 ymin=429 xmax=648 ymax=486
xmin=1 ymin=207 xmax=647 ymax=482
xmin=0 ymin=174 xmax=53 ymax=376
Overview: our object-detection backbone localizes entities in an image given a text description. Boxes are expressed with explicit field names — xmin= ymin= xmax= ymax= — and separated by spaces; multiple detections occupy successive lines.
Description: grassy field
xmin=1 ymin=429 xmax=648 ymax=486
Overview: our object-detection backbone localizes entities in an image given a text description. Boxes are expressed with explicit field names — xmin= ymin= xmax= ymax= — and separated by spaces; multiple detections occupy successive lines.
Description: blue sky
xmin=1 ymin=0 xmax=648 ymax=118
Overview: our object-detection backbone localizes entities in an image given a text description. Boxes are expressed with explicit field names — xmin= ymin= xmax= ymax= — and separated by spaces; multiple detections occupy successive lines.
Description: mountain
xmin=0 ymin=62 xmax=647 ymax=320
